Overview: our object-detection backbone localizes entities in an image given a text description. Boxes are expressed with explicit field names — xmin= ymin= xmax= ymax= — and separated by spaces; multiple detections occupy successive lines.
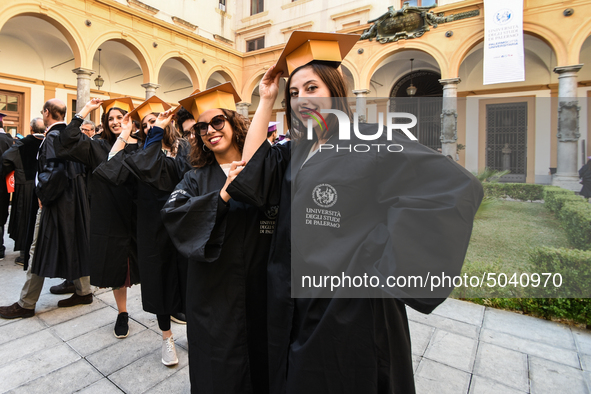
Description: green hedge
xmin=526 ymin=247 xmax=591 ymax=297
xmin=482 ymin=183 xmax=545 ymax=201
xmin=558 ymin=203 xmax=591 ymax=250
xmin=544 ymin=190 xmax=583 ymax=213
xmin=466 ymin=298 xmax=591 ymax=326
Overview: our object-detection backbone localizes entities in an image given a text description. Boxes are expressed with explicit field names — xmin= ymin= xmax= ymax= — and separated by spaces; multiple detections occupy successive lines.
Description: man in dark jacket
xmin=0 ymin=99 xmax=92 ymax=319
xmin=0 ymin=113 xmax=14 ymax=259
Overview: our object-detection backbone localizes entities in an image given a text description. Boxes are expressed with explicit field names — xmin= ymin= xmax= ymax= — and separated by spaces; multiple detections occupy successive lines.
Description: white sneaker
xmin=162 ymin=336 xmax=179 ymax=366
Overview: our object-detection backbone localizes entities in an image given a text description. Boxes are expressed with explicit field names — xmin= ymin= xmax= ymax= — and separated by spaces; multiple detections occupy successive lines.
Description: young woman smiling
xmin=227 ymin=32 xmax=483 ymax=394
xmin=94 ymin=96 xmax=190 ymax=366
xmin=57 ymin=98 xmax=139 ymax=340
xmin=161 ymin=83 xmax=273 ymax=393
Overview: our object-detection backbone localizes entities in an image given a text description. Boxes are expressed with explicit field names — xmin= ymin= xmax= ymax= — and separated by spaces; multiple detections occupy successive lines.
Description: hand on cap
xmin=154 ymin=109 xmax=174 ymax=130
xmin=79 ymin=98 xmax=103 ymax=118
xmin=259 ymin=65 xmax=282 ymax=102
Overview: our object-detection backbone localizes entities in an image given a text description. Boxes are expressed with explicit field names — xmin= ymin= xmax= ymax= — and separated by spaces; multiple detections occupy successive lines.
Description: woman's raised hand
xmin=154 ymin=110 xmax=174 ymax=130
xmin=119 ymin=113 xmax=133 ymax=140
xmin=78 ymin=98 xmax=103 ymax=119
xmin=220 ymin=160 xmax=245 ymax=202
xmin=258 ymin=65 xmax=282 ymax=102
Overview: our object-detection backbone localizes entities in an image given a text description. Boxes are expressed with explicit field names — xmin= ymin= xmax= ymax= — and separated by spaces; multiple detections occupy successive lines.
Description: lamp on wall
xmin=94 ymin=48 xmax=105 ymax=89
xmin=406 ymin=58 xmax=417 ymax=97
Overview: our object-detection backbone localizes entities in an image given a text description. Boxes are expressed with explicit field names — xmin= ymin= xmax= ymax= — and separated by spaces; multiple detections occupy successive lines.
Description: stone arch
xmin=341 ymin=59 xmax=360 ymax=90
xmin=204 ymin=66 xmax=239 ymax=91
xmin=0 ymin=7 xmax=84 ymax=68
xmin=450 ymin=23 xmax=567 ymax=77
xmin=242 ymin=70 xmax=266 ymax=102
xmin=360 ymin=41 xmax=448 ymax=88
xmin=87 ymin=34 xmax=153 ymax=84
xmin=570 ymin=20 xmax=591 ymax=65
xmin=155 ymin=52 xmax=201 ymax=90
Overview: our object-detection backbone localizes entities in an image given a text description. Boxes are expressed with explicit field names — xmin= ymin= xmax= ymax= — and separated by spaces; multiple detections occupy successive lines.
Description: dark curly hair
xmin=139 ymin=113 xmax=182 ymax=156
xmin=189 ymin=109 xmax=250 ymax=168
xmin=175 ymin=107 xmax=195 ymax=137
xmin=101 ymin=107 xmax=128 ymax=145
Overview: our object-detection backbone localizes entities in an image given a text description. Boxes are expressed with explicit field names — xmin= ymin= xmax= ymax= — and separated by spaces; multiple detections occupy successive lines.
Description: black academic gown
xmin=579 ymin=161 xmax=591 ymax=198
xmin=31 ymin=123 xmax=90 ymax=280
xmin=227 ymin=123 xmax=483 ymax=394
xmin=2 ymin=134 xmax=43 ymax=261
xmin=93 ymin=139 xmax=191 ymax=316
xmin=55 ymin=118 xmax=139 ymax=288
xmin=0 ymin=132 xmax=14 ymax=240
xmin=161 ymin=163 xmax=274 ymax=394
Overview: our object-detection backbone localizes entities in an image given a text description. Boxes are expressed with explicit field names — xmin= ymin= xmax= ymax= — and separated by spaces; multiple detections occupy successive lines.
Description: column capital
xmin=141 ymin=82 xmax=160 ymax=90
xmin=439 ymin=78 xmax=461 ymax=86
xmin=553 ymin=64 xmax=583 ymax=74
xmin=72 ymin=67 xmax=94 ymax=77
xmin=352 ymin=89 xmax=370 ymax=95
xmin=236 ymin=102 xmax=252 ymax=107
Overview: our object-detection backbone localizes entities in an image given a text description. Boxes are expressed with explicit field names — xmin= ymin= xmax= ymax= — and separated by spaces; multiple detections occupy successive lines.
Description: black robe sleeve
xmin=35 ymin=131 xmax=68 ymax=206
xmin=161 ymin=169 xmax=230 ymax=262
xmin=2 ymin=139 xmax=23 ymax=177
xmin=122 ymin=138 xmax=192 ymax=192
xmin=226 ymin=140 xmax=290 ymax=209
xmin=363 ymin=138 xmax=483 ymax=312
xmin=92 ymin=145 xmax=138 ymax=186
xmin=55 ymin=117 xmax=108 ymax=170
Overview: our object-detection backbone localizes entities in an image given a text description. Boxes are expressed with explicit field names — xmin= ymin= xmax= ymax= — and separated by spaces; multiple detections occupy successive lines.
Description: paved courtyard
xmin=1 ymin=238 xmax=591 ymax=393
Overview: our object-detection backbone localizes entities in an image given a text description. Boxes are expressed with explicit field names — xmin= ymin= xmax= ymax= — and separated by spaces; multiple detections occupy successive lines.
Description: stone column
xmin=141 ymin=83 xmax=160 ymax=99
xmin=352 ymin=89 xmax=370 ymax=123
xmin=236 ymin=102 xmax=251 ymax=119
xmin=552 ymin=64 xmax=583 ymax=191
xmin=72 ymin=68 xmax=94 ymax=114
xmin=439 ymin=78 xmax=460 ymax=159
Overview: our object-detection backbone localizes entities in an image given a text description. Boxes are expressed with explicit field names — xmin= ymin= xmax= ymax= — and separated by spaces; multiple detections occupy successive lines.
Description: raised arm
xmin=241 ymin=65 xmax=282 ymax=163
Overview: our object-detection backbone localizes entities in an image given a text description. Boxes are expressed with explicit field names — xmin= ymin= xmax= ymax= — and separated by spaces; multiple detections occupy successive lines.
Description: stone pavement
xmin=1 ymin=240 xmax=591 ymax=393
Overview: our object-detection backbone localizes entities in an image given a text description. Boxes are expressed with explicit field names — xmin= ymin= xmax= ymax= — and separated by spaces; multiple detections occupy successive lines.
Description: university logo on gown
xmin=312 ymin=184 xmax=337 ymax=208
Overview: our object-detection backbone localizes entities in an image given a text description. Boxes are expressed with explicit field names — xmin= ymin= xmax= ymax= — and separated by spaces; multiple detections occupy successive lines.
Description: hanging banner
xmin=483 ymin=0 xmax=524 ymax=85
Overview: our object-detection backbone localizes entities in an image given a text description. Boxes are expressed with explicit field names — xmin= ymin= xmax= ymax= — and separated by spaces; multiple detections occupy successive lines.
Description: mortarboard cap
xmin=178 ymin=83 xmax=240 ymax=120
xmin=172 ymin=89 xmax=201 ymax=117
xmin=275 ymin=31 xmax=360 ymax=76
xmin=0 ymin=113 xmax=6 ymax=122
xmin=101 ymin=97 xmax=134 ymax=114
xmin=268 ymin=122 xmax=279 ymax=134
xmin=128 ymin=96 xmax=171 ymax=122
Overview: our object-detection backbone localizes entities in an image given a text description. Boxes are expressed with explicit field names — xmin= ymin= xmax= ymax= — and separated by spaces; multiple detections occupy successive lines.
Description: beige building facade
xmin=1 ymin=0 xmax=591 ymax=188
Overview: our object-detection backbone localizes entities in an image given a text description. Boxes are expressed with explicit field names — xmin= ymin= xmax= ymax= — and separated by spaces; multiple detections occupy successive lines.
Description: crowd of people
xmin=0 ymin=31 xmax=483 ymax=394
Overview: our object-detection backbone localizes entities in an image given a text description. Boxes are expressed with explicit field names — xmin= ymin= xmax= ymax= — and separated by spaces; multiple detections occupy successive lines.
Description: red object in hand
xmin=6 ymin=171 xmax=14 ymax=193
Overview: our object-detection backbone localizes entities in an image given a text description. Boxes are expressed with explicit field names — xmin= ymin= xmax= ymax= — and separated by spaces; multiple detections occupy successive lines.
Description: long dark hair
xmin=189 ymin=109 xmax=250 ymax=168
xmin=284 ymin=62 xmax=354 ymax=143
xmin=139 ymin=113 xmax=181 ymax=156
xmin=101 ymin=107 xmax=128 ymax=145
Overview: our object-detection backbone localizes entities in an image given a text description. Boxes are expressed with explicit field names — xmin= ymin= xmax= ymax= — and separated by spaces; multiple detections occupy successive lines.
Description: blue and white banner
xmin=483 ymin=0 xmax=524 ymax=85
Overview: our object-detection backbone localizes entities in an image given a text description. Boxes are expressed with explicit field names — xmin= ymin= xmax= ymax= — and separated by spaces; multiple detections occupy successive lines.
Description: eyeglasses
xmin=195 ymin=115 xmax=227 ymax=136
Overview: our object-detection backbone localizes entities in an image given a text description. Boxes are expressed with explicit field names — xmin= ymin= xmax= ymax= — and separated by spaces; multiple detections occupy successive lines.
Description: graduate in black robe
xmin=2 ymin=132 xmax=44 ymax=269
xmin=579 ymin=158 xmax=591 ymax=199
xmin=226 ymin=32 xmax=483 ymax=394
xmin=55 ymin=98 xmax=139 ymax=339
xmin=161 ymin=83 xmax=273 ymax=393
xmin=32 ymin=122 xmax=90 ymax=280
xmin=93 ymin=96 xmax=190 ymax=366
xmin=0 ymin=114 xmax=14 ymax=258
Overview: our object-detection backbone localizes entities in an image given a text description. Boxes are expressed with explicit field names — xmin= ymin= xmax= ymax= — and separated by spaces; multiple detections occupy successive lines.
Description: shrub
xmin=483 ymin=183 xmax=544 ymax=201
xmin=558 ymin=203 xmax=591 ymax=250
xmin=544 ymin=188 xmax=580 ymax=213
xmin=526 ymin=247 xmax=591 ymax=297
